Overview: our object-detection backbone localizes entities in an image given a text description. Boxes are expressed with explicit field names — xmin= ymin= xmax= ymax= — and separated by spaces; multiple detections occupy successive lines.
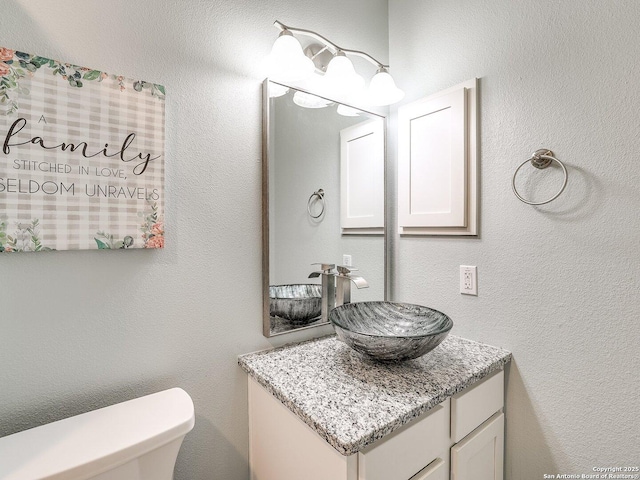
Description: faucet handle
xmin=337 ymin=265 xmax=358 ymax=275
xmin=311 ymin=263 xmax=335 ymax=272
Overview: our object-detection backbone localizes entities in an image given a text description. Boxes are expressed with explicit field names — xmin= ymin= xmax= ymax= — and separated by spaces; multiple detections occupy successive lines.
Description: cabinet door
xmin=409 ymin=458 xmax=446 ymax=480
xmin=397 ymin=78 xmax=478 ymax=236
xmin=248 ymin=378 xmax=355 ymax=480
xmin=398 ymin=87 xmax=467 ymax=228
xmin=451 ymin=412 xmax=504 ymax=480
xmin=340 ymin=119 xmax=384 ymax=233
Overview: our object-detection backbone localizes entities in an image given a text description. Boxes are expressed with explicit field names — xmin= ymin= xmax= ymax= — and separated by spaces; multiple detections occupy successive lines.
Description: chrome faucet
xmin=308 ymin=263 xmax=336 ymax=323
xmin=335 ymin=265 xmax=369 ymax=307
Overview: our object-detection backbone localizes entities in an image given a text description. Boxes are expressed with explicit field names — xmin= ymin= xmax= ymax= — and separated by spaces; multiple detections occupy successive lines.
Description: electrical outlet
xmin=460 ymin=266 xmax=478 ymax=295
xmin=342 ymin=254 xmax=352 ymax=267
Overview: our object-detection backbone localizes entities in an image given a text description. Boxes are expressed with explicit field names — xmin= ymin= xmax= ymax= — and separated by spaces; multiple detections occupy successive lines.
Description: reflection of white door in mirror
xmin=340 ymin=120 xmax=384 ymax=235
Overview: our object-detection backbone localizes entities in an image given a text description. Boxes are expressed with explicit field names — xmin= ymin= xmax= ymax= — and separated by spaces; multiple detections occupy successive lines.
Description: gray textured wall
xmin=0 ymin=1 xmax=389 ymax=478
xmin=4 ymin=1 xmax=636 ymax=477
xmin=388 ymin=0 xmax=640 ymax=477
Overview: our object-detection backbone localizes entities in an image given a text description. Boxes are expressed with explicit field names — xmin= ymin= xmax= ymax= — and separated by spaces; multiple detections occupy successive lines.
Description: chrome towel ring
xmin=512 ymin=149 xmax=568 ymax=205
xmin=307 ymin=188 xmax=326 ymax=218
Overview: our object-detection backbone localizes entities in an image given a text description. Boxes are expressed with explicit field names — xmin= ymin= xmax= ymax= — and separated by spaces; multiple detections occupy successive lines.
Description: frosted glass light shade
xmin=322 ymin=53 xmax=365 ymax=98
xmin=368 ymin=69 xmax=405 ymax=106
xmin=264 ymin=33 xmax=315 ymax=82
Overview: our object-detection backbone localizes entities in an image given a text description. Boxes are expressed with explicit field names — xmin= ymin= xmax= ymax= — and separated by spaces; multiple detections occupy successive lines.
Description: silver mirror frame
xmin=262 ymin=79 xmax=389 ymax=337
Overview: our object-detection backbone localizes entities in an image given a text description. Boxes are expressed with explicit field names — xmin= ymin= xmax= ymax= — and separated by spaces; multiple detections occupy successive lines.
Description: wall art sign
xmin=0 ymin=46 xmax=165 ymax=252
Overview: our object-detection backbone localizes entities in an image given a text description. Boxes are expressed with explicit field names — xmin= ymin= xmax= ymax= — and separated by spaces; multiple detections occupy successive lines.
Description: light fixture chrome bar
xmin=274 ymin=20 xmax=389 ymax=69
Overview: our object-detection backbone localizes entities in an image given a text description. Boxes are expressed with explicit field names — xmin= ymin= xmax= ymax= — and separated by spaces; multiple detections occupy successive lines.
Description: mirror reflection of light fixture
xmin=293 ymin=91 xmax=332 ymax=109
xmin=263 ymin=30 xmax=315 ymax=82
xmin=268 ymin=83 xmax=290 ymax=98
xmin=266 ymin=20 xmax=404 ymax=107
xmin=336 ymin=104 xmax=361 ymax=117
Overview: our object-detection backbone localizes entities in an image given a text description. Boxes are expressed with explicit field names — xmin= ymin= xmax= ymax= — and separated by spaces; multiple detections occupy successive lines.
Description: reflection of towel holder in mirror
xmin=512 ymin=149 xmax=568 ymax=205
xmin=307 ymin=189 xmax=326 ymax=218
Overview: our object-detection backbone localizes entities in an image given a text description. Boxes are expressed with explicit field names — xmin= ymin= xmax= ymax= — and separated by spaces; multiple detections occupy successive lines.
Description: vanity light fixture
xmin=263 ymin=29 xmax=315 ymax=82
xmin=368 ymin=67 xmax=405 ymax=106
xmin=322 ymin=51 xmax=365 ymax=98
xmin=265 ymin=20 xmax=404 ymax=107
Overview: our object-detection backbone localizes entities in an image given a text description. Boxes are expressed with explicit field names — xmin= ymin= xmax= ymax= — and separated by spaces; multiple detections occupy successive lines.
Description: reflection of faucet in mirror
xmin=308 ymin=263 xmax=336 ymax=323
xmin=335 ymin=265 xmax=369 ymax=307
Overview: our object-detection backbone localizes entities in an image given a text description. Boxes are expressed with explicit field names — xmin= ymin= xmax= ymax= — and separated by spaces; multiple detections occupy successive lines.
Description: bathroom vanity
xmin=239 ymin=335 xmax=511 ymax=480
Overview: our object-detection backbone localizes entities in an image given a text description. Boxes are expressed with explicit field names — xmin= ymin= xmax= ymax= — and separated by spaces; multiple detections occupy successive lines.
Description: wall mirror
xmin=263 ymin=79 xmax=387 ymax=337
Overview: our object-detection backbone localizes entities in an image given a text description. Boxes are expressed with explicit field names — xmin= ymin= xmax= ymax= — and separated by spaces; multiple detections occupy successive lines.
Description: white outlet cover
xmin=343 ymin=254 xmax=352 ymax=267
xmin=460 ymin=265 xmax=478 ymax=295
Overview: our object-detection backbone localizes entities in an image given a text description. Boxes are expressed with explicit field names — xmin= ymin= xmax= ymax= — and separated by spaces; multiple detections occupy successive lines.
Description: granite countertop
xmin=238 ymin=334 xmax=511 ymax=456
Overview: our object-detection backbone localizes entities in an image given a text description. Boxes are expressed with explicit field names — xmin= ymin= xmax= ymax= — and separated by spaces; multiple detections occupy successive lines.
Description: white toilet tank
xmin=0 ymin=388 xmax=195 ymax=480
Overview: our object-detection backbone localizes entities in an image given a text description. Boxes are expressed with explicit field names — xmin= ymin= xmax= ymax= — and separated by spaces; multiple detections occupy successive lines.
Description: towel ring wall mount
xmin=512 ymin=149 xmax=568 ymax=205
xmin=307 ymin=188 xmax=326 ymax=218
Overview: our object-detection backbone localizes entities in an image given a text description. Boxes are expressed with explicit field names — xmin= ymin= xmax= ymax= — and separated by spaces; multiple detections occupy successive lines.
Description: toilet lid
xmin=0 ymin=387 xmax=194 ymax=479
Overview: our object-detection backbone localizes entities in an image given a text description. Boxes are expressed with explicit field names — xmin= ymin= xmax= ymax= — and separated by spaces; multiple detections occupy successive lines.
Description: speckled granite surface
xmin=238 ymin=334 xmax=511 ymax=456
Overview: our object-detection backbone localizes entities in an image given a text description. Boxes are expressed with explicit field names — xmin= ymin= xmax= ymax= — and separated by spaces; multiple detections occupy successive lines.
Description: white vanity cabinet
xmin=247 ymin=369 xmax=506 ymax=480
xmin=449 ymin=370 xmax=505 ymax=480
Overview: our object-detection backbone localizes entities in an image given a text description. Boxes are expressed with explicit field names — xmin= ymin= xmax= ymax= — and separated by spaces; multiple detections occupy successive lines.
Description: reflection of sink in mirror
xmin=264 ymin=79 xmax=387 ymax=337
xmin=329 ymin=301 xmax=453 ymax=362
xmin=269 ymin=284 xmax=323 ymax=333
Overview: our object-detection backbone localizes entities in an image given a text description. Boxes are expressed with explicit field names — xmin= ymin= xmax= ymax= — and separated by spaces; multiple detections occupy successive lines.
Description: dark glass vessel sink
xmin=269 ymin=284 xmax=322 ymax=324
xmin=329 ymin=301 xmax=453 ymax=362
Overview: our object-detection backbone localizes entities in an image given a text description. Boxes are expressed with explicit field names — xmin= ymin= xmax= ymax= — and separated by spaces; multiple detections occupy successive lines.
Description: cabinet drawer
xmin=451 ymin=369 xmax=503 ymax=443
xmin=409 ymin=458 xmax=446 ymax=480
xmin=358 ymin=401 xmax=448 ymax=480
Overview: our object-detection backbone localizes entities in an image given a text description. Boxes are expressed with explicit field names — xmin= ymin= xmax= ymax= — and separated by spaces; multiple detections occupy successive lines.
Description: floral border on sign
xmin=0 ymin=219 xmax=54 ymax=252
xmin=0 ymin=47 xmax=165 ymax=115
xmin=92 ymin=200 xmax=164 ymax=250
xmin=94 ymin=232 xmax=135 ymax=250
xmin=140 ymin=201 xmax=164 ymax=249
